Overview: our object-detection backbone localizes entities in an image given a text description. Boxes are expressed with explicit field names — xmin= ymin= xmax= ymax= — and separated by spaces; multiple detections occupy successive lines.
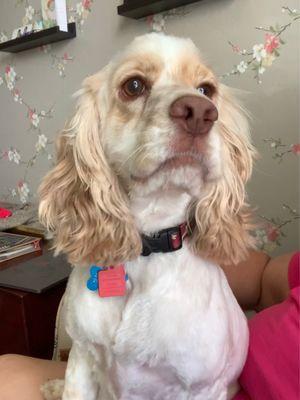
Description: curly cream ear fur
xmin=189 ymin=85 xmax=256 ymax=265
xmin=39 ymin=71 xmax=141 ymax=266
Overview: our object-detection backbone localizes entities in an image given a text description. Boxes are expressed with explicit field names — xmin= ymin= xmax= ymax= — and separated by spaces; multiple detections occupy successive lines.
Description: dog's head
xmin=39 ymin=33 xmax=255 ymax=266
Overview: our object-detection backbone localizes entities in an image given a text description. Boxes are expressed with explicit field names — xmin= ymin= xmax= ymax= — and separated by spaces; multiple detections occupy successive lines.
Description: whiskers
xmin=115 ymin=141 xmax=163 ymax=174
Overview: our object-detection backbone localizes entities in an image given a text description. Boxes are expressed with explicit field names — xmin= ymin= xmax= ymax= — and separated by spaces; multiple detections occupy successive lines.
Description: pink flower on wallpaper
xmin=17 ymin=180 xmax=30 ymax=204
xmin=264 ymin=34 xmax=280 ymax=54
xmin=291 ymin=143 xmax=300 ymax=154
xmin=13 ymin=89 xmax=22 ymax=103
xmin=4 ymin=65 xmax=17 ymax=91
xmin=72 ymin=0 xmax=94 ymax=30
xmin=82 ymin=0 xmax=92 ymax=10
xmin=266 ymin=225 xmax=280 ymax=242
xmin=28 ymin=109 xmax=40 ymax=128
xmin=5 ymin=65 xmax=16 ymax=81
xmin=232 ymin=44 xmax=241 ymax=53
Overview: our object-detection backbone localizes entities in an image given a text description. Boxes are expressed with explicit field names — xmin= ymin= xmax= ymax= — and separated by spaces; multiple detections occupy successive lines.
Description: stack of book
xmin=0 ymin=232 xmax=42 ymax=263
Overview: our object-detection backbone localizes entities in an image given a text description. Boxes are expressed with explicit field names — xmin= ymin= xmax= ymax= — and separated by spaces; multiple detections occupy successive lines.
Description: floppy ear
xmin=189 ymin=84 xmax=256 ymax=265
xmin=39 ymin=70 xmax=142 ymax=266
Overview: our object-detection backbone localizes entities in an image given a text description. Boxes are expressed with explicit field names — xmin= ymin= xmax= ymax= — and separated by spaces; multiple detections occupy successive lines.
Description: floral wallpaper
xmin=0 ymin=0 xmax=299 ymax=255
xmin=0 ymin=0 xmax=93 ymax=202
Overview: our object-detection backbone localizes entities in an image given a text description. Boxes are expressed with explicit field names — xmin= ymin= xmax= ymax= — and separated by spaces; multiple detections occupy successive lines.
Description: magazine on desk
xmin=0 ymin=232 xmax=41 ymax=263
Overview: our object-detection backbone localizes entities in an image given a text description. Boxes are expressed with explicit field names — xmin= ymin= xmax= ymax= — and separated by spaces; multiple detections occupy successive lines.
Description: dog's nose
xmin=169 ymin=95 xmax=218 ymax=136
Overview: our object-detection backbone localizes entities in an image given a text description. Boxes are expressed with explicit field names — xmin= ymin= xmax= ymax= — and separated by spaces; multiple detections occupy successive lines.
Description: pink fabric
xmin=0 ymin=207 xmax=12 ymax=218
xmin=234 ymin=252 xmax=300 ymax=400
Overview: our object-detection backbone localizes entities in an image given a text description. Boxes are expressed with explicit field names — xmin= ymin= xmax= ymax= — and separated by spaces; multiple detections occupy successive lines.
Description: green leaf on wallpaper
xmin=275 ymin=22 xmax=281 ymax=31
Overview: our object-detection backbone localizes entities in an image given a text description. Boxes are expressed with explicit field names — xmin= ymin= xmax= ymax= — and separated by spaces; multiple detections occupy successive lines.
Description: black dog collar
xmin=141 ymin=223 xmax=188 ymax=256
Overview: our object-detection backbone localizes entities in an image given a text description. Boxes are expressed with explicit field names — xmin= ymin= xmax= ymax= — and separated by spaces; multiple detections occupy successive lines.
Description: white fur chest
xmin=65 ymin=244 xmax=248 ymax=400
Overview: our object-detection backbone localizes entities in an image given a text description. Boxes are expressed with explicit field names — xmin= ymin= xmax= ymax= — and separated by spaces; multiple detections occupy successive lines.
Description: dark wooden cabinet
xmin=0 ymin=247 xmax=70 ymax=359
xmin=0 ymin=283 xmax=66 ymax=359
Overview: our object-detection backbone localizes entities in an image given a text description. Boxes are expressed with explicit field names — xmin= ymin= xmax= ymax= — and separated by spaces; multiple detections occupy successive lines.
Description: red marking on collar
xmin=170 ymin=232 xmax=181 ymax=249
xmin=171 ymin=223 xmax=188 ymax=249
xmin=179 ymin=222 xmax=188 ymax=240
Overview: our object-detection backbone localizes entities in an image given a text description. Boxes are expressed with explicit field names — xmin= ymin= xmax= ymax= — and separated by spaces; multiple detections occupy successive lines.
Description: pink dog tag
xmin=98 ymin=265 xmax=126 ymax=297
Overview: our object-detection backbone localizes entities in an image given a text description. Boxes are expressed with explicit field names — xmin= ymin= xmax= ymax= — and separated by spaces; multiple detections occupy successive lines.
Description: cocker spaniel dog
xmin=39 ymin=33 xmax=255 ymax=400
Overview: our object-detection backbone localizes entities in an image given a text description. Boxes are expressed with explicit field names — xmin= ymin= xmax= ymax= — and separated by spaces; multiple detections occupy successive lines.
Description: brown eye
xmin=122 ymin=77 xmax=146 ymax=98
xmin=197 ymin=84 xmax=215 ymax=98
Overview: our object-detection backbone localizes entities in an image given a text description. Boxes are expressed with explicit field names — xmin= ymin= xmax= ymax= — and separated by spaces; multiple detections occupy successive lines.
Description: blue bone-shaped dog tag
xmin=87 ymin=265 xmax=104 ymax=291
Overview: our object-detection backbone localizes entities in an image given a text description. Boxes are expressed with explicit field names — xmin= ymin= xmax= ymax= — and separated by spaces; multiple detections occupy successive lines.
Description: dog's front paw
xmin=41 ymin=379 xmax=65 ymax=400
